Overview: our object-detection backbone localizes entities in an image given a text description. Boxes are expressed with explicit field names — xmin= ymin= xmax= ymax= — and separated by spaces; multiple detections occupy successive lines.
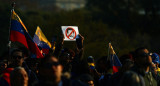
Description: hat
xmin=87 ymin=56 xmax=94 ymax=63
xmin=151 ymin=53 xmax=160 ymax=64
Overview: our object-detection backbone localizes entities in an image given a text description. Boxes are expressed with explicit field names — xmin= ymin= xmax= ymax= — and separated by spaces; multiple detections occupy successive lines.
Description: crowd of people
xmin=0 ymin=34 xmax=160 ymax=86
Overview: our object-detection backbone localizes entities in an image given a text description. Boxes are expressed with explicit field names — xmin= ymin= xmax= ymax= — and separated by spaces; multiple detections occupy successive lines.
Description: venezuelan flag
xmin=109 ymin=43 xmax=122 ymax=73
xmin=10 ymin=10 xmax=43 ymax=58
xmin=33 ymin=26 xmax=51 ymax=54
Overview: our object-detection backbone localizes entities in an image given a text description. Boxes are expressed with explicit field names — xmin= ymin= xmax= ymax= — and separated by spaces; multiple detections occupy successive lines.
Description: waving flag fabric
xmin=33 ymin=26 xmax=51 ymax=54
xmin=10 ymin=10 xmax=43 ymax=58
xmin=109 ymin=43 xmax=122 ymax=73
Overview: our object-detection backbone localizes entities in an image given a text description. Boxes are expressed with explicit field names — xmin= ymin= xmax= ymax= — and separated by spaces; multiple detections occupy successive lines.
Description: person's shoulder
xmin=0 ymin=77 xmax=10 ymax=86
xmin=61 ymin=77 xmax=72 ymax=86
xmin=130 ymin=65 xmax=145 ymax=76
xmin=130 ymin=65 xmax=141 ymax=73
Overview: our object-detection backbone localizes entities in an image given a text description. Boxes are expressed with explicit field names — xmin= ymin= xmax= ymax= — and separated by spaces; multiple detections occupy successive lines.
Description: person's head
xmin=59 ymin=48 xmax=75 ymax=64
xmin=96 ymin=56 xmax=111 ymax=73
xmin=39 ymin=54 xmax=63 ymax=83
xmin=87 ymin=56 xmax=95 ymax=70
xmin=0 ymin=60 xmax=7 ymax=72
xmin=133 ymin=47 xmax=152 ymax=66
xmin=10 ymin=67 xmax=28 ymax=86
xmin=119 ymin=54 xmax=134 ymax=72
xmin=11 ymin=49 xmax=24 ymax=67
xmin=120 ymin=59 xmax=134 ymax=72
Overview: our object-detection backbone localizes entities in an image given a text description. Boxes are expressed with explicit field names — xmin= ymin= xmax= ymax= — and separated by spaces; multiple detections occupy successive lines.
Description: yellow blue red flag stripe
xmin=33 ymin=26 xmax=51 ymax=54
xmin=109 ymin=43 xmax=122 ymax=73
xmin=10 ymin=10 xmax=43 ymax=58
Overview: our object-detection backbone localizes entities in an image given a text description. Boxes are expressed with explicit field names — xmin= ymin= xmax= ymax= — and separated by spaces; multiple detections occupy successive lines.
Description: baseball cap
xmin=151 ymin=53 xmax=160 ymax=64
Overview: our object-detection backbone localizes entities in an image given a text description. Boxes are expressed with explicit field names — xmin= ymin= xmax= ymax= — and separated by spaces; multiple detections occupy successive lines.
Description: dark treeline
xmin=0 ymin=0 xmax=160 ymax=59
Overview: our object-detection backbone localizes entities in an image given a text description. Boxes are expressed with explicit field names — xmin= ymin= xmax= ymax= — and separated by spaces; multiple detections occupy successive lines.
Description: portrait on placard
xmin=61 ymin=26 xmax=79 ymax=41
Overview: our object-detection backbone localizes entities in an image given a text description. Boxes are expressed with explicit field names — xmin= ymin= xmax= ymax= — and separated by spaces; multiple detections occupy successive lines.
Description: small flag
xmin=108 ymin=43 xmax=122 ymax=73
xmin=33 ymin=26 xmax=51 ymax=54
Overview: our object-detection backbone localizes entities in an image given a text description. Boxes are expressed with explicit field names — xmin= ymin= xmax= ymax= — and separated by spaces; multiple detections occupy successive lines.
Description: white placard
xmin=61 ymin=26 xmax=79 ymax=41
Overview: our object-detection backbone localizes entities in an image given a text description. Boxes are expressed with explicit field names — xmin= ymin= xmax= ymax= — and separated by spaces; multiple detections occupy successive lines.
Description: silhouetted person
xmin=79 ymin=74 xmax=94 ymax=86
xmin=120 ymin=71 xmax=145 ymax=86
xmin=131 ymin=47 xmax=157 ymax=86
xmin=0 ymin=48 xmax=24 ymax=86
xmin=10 ymin=67 xmax=28 ymax=86
xmin=109 ymin=54 xmax=134 ymax=86
xmin=33 ymin=54 xmax=71 ymax=86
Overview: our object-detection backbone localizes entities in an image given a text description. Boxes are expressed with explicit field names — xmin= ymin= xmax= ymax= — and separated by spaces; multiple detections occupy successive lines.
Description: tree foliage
xmin=0 ymin=0 xmax=160 ymax=59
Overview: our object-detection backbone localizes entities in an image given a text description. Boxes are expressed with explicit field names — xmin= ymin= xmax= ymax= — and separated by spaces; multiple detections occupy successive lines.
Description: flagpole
xmin=8 ymin=2 xmax=15 ymax=64
xmin=107 ymin=42 xmax=111 ymax=61
xmin=8 ymin=2 xmax=15 ymax=47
